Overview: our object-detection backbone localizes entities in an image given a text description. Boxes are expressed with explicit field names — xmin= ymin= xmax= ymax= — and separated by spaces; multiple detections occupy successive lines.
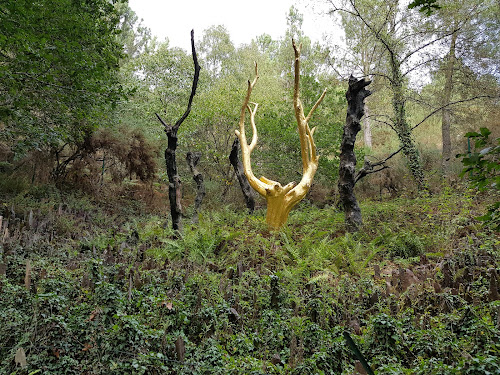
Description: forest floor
xmin=0 ymin=180 xmax=499 ymax=374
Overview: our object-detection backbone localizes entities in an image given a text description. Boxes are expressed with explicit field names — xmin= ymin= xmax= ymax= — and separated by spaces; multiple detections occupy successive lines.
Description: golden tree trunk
xmin=235 ymin=40 xmax=325 ymax=230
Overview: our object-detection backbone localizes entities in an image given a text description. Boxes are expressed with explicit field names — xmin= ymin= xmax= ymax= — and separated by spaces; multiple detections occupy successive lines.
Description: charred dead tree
xmin=155 ymin=30 xmax=200 ymax=231
xmin=229 ymin=138 xmax=255 ymax=213
xmin=338 ymin=76 xmax=371 ymax=231
xmin=186 ymin=151 xmax=205 ymax=222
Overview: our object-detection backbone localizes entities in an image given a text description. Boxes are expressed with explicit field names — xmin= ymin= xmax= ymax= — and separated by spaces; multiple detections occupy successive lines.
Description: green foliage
xmin=459 ymin=355 xmax=500 ymax=374
xmin=459 ymin=128 xmax=500 ymax=191
xmin=0 ymin=3 xmax=499 ymax=370
xmin=0 ymin=187 xmax=499 ymax=373
xmin=0 ymin=0 xmax=126 ymax=156
xmin=458 ymin=127 xmax=499 ymax=231
xmin=115 ymin=2 xmax=153 ymax=59
xmin=381 ymin=230 xmax=425 ymax=259
xmin=408 ymin=0 xmax=442 ymax=16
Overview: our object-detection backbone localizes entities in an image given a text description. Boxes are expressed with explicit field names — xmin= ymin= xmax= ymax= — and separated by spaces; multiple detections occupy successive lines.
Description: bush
xmin=457 ymin=127 xmax=499 ymax=231
xmin=387 ymin=231 xmax=425 ymax=259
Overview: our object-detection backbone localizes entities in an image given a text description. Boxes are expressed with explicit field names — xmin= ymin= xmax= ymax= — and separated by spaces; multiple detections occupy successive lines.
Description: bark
xmin=229 ymin=138 xmax=255 ymax=212
xmin=156 ymin=30 xmax=200 ymax=231
xmin=186 ymin=151 xmax=205 ymax=222
xmin=338 ymin=76 xmax=371 ymax=231
xmin=363 ymin=105 xmax=373 ymax=148
xmin=390 ymin=56 xmax=427 ymax=191
xmin=441 ymin=31 xmax=457 ymax=172
xmin=175 ymin=336 xmax=185 ymax=362
xmin=163 ymin=133 xmax=183 ymax=231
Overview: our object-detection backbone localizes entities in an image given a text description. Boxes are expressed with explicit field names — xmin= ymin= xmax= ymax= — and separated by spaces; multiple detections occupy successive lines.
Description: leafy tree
xmin=197 ymin=25 xmax=236 ymax=80
xmin=0 ymin=0 xmax=126 ymax=157
xmin=113 ymin=4 xmax=158 ymax=142
xmin=326 ymin=0 xmax=462 ymax=191
xmin=431 ymin=0 xmax=500 ymax=170
xmin=116 ymin=2 xmax=154 ymax=59
xmin=135 ymin=42 xmax=194 ymax=121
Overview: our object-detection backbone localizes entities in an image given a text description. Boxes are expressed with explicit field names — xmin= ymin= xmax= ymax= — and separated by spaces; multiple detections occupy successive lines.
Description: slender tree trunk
xmin=390 ymin=56 xmax=427 ymax=191
xmin=338 ymin=76 xmax=371 ymax=231
xmin=186 ymin=151 xmax=205 ymax=222
xmin=229 ymin=138 xmax=255 ymax=212
xmin=441 ymin=31 xmax=457 ymax=172
xmin=363 ymin=105 xmax=373 ymax=148
xmin=362 ymin=54 xmax=373 ymax=149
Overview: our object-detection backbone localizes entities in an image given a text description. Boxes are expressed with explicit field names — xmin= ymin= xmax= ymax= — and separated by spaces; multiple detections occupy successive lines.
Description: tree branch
xmin=155 ymin=112 xmax=171 ymax=133
xmin=401 ymin=27 xmax=460 ymax=64
xmin=354 ymin=95 xmax=499 ymax=185
xmin=411 ymin=95 xmax=500 ymax=131
xmin=174 ymin=29 xmax=201 ymax=130
xmin=354 ymin=147 xmax=402 ymax=184
xmin=306 ymin=89 xmax=327 ymax=123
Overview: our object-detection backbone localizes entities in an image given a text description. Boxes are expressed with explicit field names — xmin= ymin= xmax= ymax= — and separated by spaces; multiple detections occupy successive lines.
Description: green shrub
xmin=457 ymin=127 xmax=499 ymax=231
xmin=387 ymin=231 xmax=425 ymax=258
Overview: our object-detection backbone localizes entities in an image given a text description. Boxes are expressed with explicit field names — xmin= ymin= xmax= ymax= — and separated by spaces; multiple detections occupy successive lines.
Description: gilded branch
xmin=235 ymin=42 xmax=326 ymax=229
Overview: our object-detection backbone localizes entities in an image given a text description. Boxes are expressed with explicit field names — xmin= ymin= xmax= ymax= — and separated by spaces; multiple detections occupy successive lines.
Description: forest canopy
xmin=0 ymin=0 xmax=125 ymax=156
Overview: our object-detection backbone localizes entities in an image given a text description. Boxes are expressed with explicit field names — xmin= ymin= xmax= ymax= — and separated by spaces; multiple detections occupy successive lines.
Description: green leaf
xmin=408 ymin=0 xmax=441 ymax=16
xmin=464 ymin=131 xmax=481 ymax=138
xmin=480 ymin=127 xmax=492 ymax=137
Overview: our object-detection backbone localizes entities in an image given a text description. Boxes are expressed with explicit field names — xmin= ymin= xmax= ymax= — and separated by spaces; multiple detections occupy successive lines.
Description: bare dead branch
xmin=174 ymin=29 xmax=201 ymax=130
xmin=411 ymin=95 xmax=500 ymax=131
xmin=354 ymin=147 xmax=402 ymax=184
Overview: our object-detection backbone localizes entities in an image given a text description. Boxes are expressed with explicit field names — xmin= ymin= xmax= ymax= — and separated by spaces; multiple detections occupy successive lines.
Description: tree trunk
xmin=265 ymin=193 xmax=294 ymax=230
xmin=441 ymin=31 xmax=457 ymax=172
xmin=155 ymin=30 xmax=200 ymax=232
xmin=165 ymin=133 xmax=183 ymax=231
xmin=338 ymin=76 xmax=371 ymax=231
xmin=186 ymin=151 xmax=205 ymax=222
xmin=235 ymin=41 xmax=325 ymax=230
xmin=363 ymin=105 xmax=373 ymax=148
xmin=229 ymin=138 xmax=255 ymax=212
xmin=390 ymin=57 xmax=427 ymax=191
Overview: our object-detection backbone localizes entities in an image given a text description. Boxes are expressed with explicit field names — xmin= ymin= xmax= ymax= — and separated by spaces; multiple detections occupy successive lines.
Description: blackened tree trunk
xmin=229 ymin=138 xmax=255 ymax=212
xmin=186 ymin=151 xmax=205 ymax=222
xmin=338 ymin=76 xmax=371 ymax=231
xmin=156 ymin=30 xmax=200 ymax=231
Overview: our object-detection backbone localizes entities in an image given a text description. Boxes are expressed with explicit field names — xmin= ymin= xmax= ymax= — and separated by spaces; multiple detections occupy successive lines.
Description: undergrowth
xmin=0 ymin=182 xmax=499 ymax=374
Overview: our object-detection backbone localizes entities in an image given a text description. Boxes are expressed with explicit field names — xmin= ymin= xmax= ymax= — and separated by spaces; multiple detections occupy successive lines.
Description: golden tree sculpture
xmin=235 ymin=40 xmax=326 ymax=230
